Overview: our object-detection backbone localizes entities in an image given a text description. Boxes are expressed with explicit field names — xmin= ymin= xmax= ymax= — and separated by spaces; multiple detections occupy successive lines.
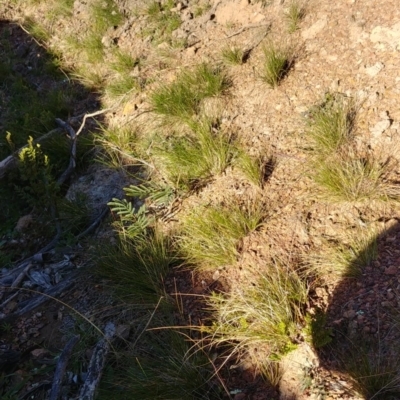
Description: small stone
xmin=384 ymin=266 xmax=397 ymax=275
xmin=15 ymin=214 xmax=33 ymax=233
xmin=31 ymin=348 xmax=49 ymax=359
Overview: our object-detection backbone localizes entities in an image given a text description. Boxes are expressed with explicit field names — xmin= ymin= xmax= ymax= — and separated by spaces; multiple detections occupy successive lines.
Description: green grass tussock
xmin=204 ymin=263 xmax=307 ymax=376
xmin=180 ymin=202 xmax=264 ymax=270
xmin=150 ymin=63 xmax=231 ymax=125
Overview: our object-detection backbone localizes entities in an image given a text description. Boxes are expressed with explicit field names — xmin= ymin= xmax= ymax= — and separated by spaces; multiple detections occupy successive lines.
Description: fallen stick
xmin=49 ymin=334 xmax=80 ymax=400
xmin=0 ymin=273 xmax=77 ymax=322
xmin=78 ymin=322 xmax=116 ymax=400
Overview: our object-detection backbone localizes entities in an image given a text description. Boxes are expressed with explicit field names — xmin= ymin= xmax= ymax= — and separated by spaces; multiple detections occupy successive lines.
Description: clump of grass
xmin=261 ymin=43 xmax=293 ymax=88
xmin=100 ymin=325 xmax=219 ymax=400
xmin=304 ymin=312 xmax=333 ymax=349
xmin=143 ymin=0 xmax=181 ymax=44
xmin=180 ymin=202 xmax=263 ymax=270
xmin=204 ymin=263 xmax=307 ymax=377
xmin=303 ymin=227 xmax=378 ymax=278
xmin=221 ymin=46 xmax=244 ymax=65
xmin=155 ymin=118 xmax=235 ymax=190
xmin=306 ymin=94 xmax=357 ymax=155
xmin=150 ymin=63 xmax=231 ymax=125
xmin=285 ymin=1 xmax=306 ymax=33
xmin=313 ymin=153 xmax=400 ymax=203
xmin=96 ymin=229 xmax=177 ymax=306
xmin=106 ymin=75 xmax=138 ymax=98
xmin=23 ymin=17 xmax=50 ymax=42
xmin=91 ymin=0 xmax=123 ymax=33
xmin=237 ymin=151 xmax=276 ymax=188
xmin=111 ymin=50 xmax=139 ymax=74
xmin=333 ymin=333 xmax=400 ymax=399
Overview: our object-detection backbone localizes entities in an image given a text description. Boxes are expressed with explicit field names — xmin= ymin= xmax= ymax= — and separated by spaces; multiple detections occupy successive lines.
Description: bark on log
xmin=78 ymin=322 xmax=116 ymax=400
xmin=49 ymin=335 xmax=80 ymax=400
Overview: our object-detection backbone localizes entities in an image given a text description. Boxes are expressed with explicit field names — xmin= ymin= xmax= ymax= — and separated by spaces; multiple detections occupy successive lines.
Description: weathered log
xmin=49 ymin=334 xmax=80 ymax=400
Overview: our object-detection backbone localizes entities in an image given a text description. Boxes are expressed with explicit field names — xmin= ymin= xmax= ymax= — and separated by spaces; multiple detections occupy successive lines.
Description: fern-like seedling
xmin=108 ymin=199 xmax=152 ymax=237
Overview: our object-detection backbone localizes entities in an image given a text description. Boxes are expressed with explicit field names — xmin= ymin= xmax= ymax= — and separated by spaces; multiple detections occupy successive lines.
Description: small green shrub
xmin=304 ymin=312 xmax=332 ymax=349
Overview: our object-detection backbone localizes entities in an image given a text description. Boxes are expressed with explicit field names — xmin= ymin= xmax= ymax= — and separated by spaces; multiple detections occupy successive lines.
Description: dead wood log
xmin=49 ymin=334 xmax=80 ymax=400
xmin=78 ymin=322 xmax=116 ymax=400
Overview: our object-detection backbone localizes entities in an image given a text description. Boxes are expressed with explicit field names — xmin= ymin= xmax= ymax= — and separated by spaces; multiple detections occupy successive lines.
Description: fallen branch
xmin=78 ymin=322 xmax=116 ymax=400
xmin=0 ymin=273 xmax=77 ymax=322
xmin=49 ymin=335 xmax=80 ymax=400
xmin=225 ymin=22 xmax=271 ymax=39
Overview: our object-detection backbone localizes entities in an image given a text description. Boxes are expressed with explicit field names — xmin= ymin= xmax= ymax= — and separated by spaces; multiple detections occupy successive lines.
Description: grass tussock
xmin=306 ymin=93 xmax=357 ymax=155
xmin=155 ymin=118 xmax=235 ymax=190
xmin=285 ymin=1 xmax=306 ymax=33
xmin=261 ymin=43 xmax=294 ymax=88
xmin=96 ymin=229 xmax=177 ymax=306
xmin=303 ymin=227 xmax=378 ymax=278
xmin=150 ymin=63 xmax=231 ymax=126
xmin=180 ymin=202 xmax=264 ymax=270
xmin=221 ymin=45 xmax=244 ymax=65
xmin=100 ymin=325 xmax=219 ymax=400
xmin=237 ymin=151 xmax=276 ymax=188
xmin=203 ymin=263 xmax=307 ymax=376
xmin=313 ymin=152 xmax=400 ymax=203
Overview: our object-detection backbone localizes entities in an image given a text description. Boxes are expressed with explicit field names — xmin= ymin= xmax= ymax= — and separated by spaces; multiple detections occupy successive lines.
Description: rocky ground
xmin=1 ymin=0 xmax=400 ymax=399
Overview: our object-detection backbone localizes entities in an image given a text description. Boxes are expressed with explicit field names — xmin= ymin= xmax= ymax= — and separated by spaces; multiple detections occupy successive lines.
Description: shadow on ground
xmin=314 ymin=219 xmax=400 ymax=400
xmin=0 ymin=18 xmax=102 ymax=398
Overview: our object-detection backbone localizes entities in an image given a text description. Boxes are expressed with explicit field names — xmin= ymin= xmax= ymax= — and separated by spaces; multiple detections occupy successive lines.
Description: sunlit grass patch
xmin=154 ymin=118 xmax=235 ymax=190
xmin=237 ymin=151 xmax=276 ymax=188
xmin=302 ymin=227 xmax=378 ymax=279
xmin=180 ymin=202 xmax=264 ymax=270
xmin=285 ymin=1 xmax=306 ymax=33
xmin=203 ymin=263 xmax=307 ymax=377
xmin=150 ymin=63 xmax=231 ymax=126
xmin=221 ymin=46 xmax=244 ymax=65
xmin=306 ymin=93 xmax=357 ymax=155
xmin=261 ymin=42 xmax=294 ymax=87
xmin=312 ymin=153 xmax=400 ymax=203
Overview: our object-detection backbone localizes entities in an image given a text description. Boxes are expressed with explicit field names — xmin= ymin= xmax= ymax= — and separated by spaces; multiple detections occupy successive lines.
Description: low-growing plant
xmin=312 ymin=152 xmax=400 ymax=203
xmin=306 ymin=93 xmax=357 ymax=155
xmin=99 ymin=325 xmax=220 ymax=399
xmin=237 ymin=151 xmax=276 ymax=188
xmin=180 ymin=202 xmax=263 ymax=270
xmin=221 ymin=46 xmax=244 ymax=65
xmin=304 ymin=311 xmax=333 ymax=349
xmin=261 ymin=43 xmax=293 ymax=88
xmin=23 ymin=17 xmax=50 ymax=42
xmin=143 ymin=0 xmax=181 ymax=44
xmin=106 ymin=75 xmax=138 ymax=98
xmin=111 ymin=50 xmax=139 ymax=74
xmin=303 ymin=227 xmax=378 ymax=278
xmin=155 ymin=118 xmax=235 ymax=189
xmin=91 ymin=0 xmax=123 ymax=34
xmin=150 ymin=63 xmax=231 ymax=126
xmin=96 ymin=229 xmax=176 ymax=306
xmin=285 ymin=1 xmax=306 ymax=33
xmin=203 ymin=263 xmax=307 ymax=377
